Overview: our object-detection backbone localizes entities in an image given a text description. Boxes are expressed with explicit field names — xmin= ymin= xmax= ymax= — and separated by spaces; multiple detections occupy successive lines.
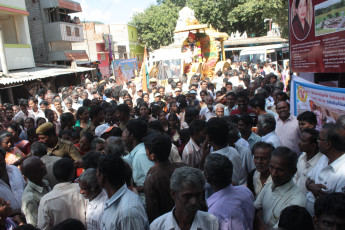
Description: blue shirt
xmin=102 ymin=184 xmax=149 ymax=230
xmin=123 ymin=143 xmax=154 ymax=203
xmin=207 ymin=184 xmax=255 ymax=230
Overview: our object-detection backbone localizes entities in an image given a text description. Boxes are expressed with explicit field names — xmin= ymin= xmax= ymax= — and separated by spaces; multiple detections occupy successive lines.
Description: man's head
xmin=207 ymin=117 xmax=229 ymax=147
xmin=277 ymin=101 xmax=291 ymax=121
xmin=278 ymin=205 xmax=314 ymax=230
xmin=270 ymin=147 xmax=298 ymax=187
xmin=97 ymin=154 xmax=126 ymax=189
xmin=249 ymin=95 xmax=266 ymax=115
xmin=214 ymin=103 xmax=224 ymax=118
xmin=170 ymin=167 xmax=205 ymax=217
xmin=36 ymin=122 xmax=57 ymax=147
xmin=79 ymin=168 xmax=102 ymax=200
xmin=257 ymin=114 xmax=276 ymax=136
xmin=204 ymin=154 xmax=232 ymax=191
xmin=19 ymin=99 xmax=29 ymax=114
xmin=122 ymin=119 xmax=147 ymax=152
xmin=253 ymin=142 xmax=274 ymax=174
xmin=144 ymin=132 xmax=171 ymax=162
xmin=298 ymin=128 xmax=319 ymax=153
xmin=297 ymin=111 xmax=317 ymax=131
xmin=30 ymin=141 xmax=48 ymax=157
xmin=53 ymin=158 xmax=76 ymax=183
xmin=91 ymin=138 xmax=105 ymax=154
xmin=236 ymin=91 xmax=249 ymax=112
xmin=89 ymin=106 xmax=105 ymax=124
xmin=105 ymin=136 xmax=125 ymax=156
xmin=226 ymin=92 xmax=237 ymax=109
xmin=314 ymin=193 xmax=345 ymax=230
xmin=188 ymin=120 xmax=206 ymax=145
xmin=237 ymin=114 xmax=253 ymax=137
xmin=21 ymin=156 xmax=47 ymax=182
xmin=318 ymin=123 xmax=345 ymax=155
xmin=53 ymin=99 xmax=63 ymax=112
xmin=114 ymin=104 xmax=130 ymax=123
xmin=4 ymin=107 xmax=14 ymax=120
xmin=200 ymin=81 xmax=207 ymax=90
xmin=28 ymin=97 xmax=39 ymax=111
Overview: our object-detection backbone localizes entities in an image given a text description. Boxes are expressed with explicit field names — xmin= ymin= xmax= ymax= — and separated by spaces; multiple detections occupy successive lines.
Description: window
xmin=75 ymin=28 xmax=80 ymax=37
xmin=66 ymin=26 xmax=71 ymax=36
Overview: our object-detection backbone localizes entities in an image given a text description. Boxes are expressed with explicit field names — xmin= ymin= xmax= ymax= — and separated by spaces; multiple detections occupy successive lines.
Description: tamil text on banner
xmin=113 ymin=59 xmax=138 ymax=85
xmin=289 ymin=0 xmax=345 ymax=73
xmin=291 ymin=75 xmax=345 ymax=130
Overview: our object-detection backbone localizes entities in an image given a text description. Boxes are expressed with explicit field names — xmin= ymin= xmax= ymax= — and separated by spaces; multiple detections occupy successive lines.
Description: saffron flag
xmin=142 ymin=47 xmax=149 ymax=93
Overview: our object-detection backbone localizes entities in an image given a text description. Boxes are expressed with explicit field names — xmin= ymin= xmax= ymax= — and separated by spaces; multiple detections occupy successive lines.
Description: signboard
xmin=291 ymin=75 xmax=345 ymax=130
xmin=112 ymin=59 xmax=138 ymax=85
xmin=290 ymin=0 xmax=345 ymax=73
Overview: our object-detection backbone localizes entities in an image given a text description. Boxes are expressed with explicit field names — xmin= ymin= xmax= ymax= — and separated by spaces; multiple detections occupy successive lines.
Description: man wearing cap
xmin=95 ymin=124 xmax=114 ymax=140
xmin=188 ymin=90 xmax=199 ymax=107
xmin=174 ymin=88 xmax=181 ymax=97
xmin=153 ymin=93 xmax=162 ymax=103
xmin=36 ymin=122 xmax=82 ymax=161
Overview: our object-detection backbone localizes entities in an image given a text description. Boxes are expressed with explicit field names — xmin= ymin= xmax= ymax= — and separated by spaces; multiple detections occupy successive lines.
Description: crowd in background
xmin=0 ymin=60 xmax=344 ymax=230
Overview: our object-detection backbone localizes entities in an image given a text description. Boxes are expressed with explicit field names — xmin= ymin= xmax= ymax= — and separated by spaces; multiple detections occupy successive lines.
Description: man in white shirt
xmin=258 ymin=113 xmax=282 ymax=148
xmin=38 ymin=158 xmax=86 ymax=230
xmin=254 ymin=147 xmax=306 ymax=228
xmin=199 ymin=96 xmax=215 ymax=122
xmin=79 ymin=168 xmax=108 ymax=230
xmin=305 ymin=123 xmax=345 ymax=216
xmin=150 ymin=167 xmax=219 ymax=230
xmin=294 ymin=129 xmax=322 ymax=195
xmin=28 ymin=97 xmax=45 ymax=120
xmin=97 ymin=154 xmax=149 ymax=230
xmin=14 ymin=99 xmax=35 ymax=121
xmin=275 ymin=101 xmax=301 ymax=154
xmin=212 ymin=70 xmax=224 ymax=91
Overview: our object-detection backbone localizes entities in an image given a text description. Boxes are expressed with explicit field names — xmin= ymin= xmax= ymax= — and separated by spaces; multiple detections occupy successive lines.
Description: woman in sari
xmin=0 ymin=132 xmax=25 ymax=166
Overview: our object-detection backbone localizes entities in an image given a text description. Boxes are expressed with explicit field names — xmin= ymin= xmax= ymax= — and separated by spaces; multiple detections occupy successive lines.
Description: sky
xmin=73 ymin=0 xmax=157 ymax=24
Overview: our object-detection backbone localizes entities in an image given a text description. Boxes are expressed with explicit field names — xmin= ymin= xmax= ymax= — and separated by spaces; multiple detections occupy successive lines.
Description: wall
xmin=0 ymin=0 xmax=26 ymax=10
xmin=0 ymin=45 xmax=35 ymax=70
xmin=0 ymin=15 xmax=18 ymax=44
xmin=50 ymin=41 xmax=72 ymax=51
xmin=25 ymin=0 xmax=49 ymax=63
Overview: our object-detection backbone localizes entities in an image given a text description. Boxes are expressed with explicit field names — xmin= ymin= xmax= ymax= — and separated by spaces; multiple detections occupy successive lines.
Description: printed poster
xmin=291 ymin=75 xmax=345 ymax=130
xmin=290 ymin=0 xmax=345 ymax=73
xmin=113 ymin=59 xmax=138 ymax=85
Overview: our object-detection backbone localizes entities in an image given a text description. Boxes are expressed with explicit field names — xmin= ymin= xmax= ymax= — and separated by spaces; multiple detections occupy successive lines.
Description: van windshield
xmin=239 ymin=53 xmax=265 ymax=64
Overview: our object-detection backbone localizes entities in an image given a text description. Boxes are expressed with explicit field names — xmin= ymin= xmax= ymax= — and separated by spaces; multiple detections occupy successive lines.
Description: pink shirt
xmin=275 ymin=114 xmax=301 ymax=154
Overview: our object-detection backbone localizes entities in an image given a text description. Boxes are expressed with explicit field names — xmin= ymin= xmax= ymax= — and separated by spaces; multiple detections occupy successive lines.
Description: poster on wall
xmin=291 ymin=75 xmax=345 ymax=130
xmin=290 ymin=0 xmax=345 ymax=73
xmin=113 ymin=59 xmax=138 ymax=85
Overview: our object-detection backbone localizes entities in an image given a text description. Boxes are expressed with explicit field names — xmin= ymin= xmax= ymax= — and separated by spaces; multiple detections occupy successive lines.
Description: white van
xmin=239 ymin=44 xmax=289 ymax=68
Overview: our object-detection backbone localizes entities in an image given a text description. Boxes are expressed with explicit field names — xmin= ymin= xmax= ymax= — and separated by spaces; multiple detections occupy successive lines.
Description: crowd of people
xmin=0 ymin=60 xmax=344 ymax=230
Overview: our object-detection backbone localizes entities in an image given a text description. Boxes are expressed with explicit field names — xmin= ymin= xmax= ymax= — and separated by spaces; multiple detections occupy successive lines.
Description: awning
xmin=65 ymin=52 xmax=89 ymax=61
xmin=58 ymin=0 xmax=82 ymax=12
xmin=0 ymin=4 xmax=29 ymax=15
xmin=0 ymin=66 xmax=94 ymax=85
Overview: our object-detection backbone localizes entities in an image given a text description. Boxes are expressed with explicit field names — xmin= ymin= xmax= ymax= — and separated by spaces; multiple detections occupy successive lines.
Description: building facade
xmin=72 ymin=23 xmax=144 ymax=77
xmin=25 ymin=0 xmax=88 ymax=65
xmin=0 ymin=0 xmax=35 ymax=71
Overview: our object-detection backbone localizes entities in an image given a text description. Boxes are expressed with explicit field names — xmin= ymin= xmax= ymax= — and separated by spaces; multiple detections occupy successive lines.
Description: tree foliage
xmin=130 ymin=0 xmax=288 ymax=50
xmin=130 ymin=2 xmax=179 ymax=51
xmin=187 ymin=0 xmax=288 ymax=38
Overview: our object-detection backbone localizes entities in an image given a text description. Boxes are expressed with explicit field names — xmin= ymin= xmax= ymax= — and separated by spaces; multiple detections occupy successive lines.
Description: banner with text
xmin=290 ymin=0 xmax=345 ymax=73
xmin=291 ymin=75 xmax=345 ymax=130
xmin=113 ymin=59 xmax=138 ymax=85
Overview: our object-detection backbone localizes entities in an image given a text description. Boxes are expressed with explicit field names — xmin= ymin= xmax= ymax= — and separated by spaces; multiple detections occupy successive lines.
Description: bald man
xmin=21 ymin=157 xmax=50 ymax=227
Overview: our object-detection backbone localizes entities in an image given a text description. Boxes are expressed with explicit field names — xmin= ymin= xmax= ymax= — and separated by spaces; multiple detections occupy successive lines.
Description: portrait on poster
xmin=291 ymin=0 xmax=313 ymax=40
